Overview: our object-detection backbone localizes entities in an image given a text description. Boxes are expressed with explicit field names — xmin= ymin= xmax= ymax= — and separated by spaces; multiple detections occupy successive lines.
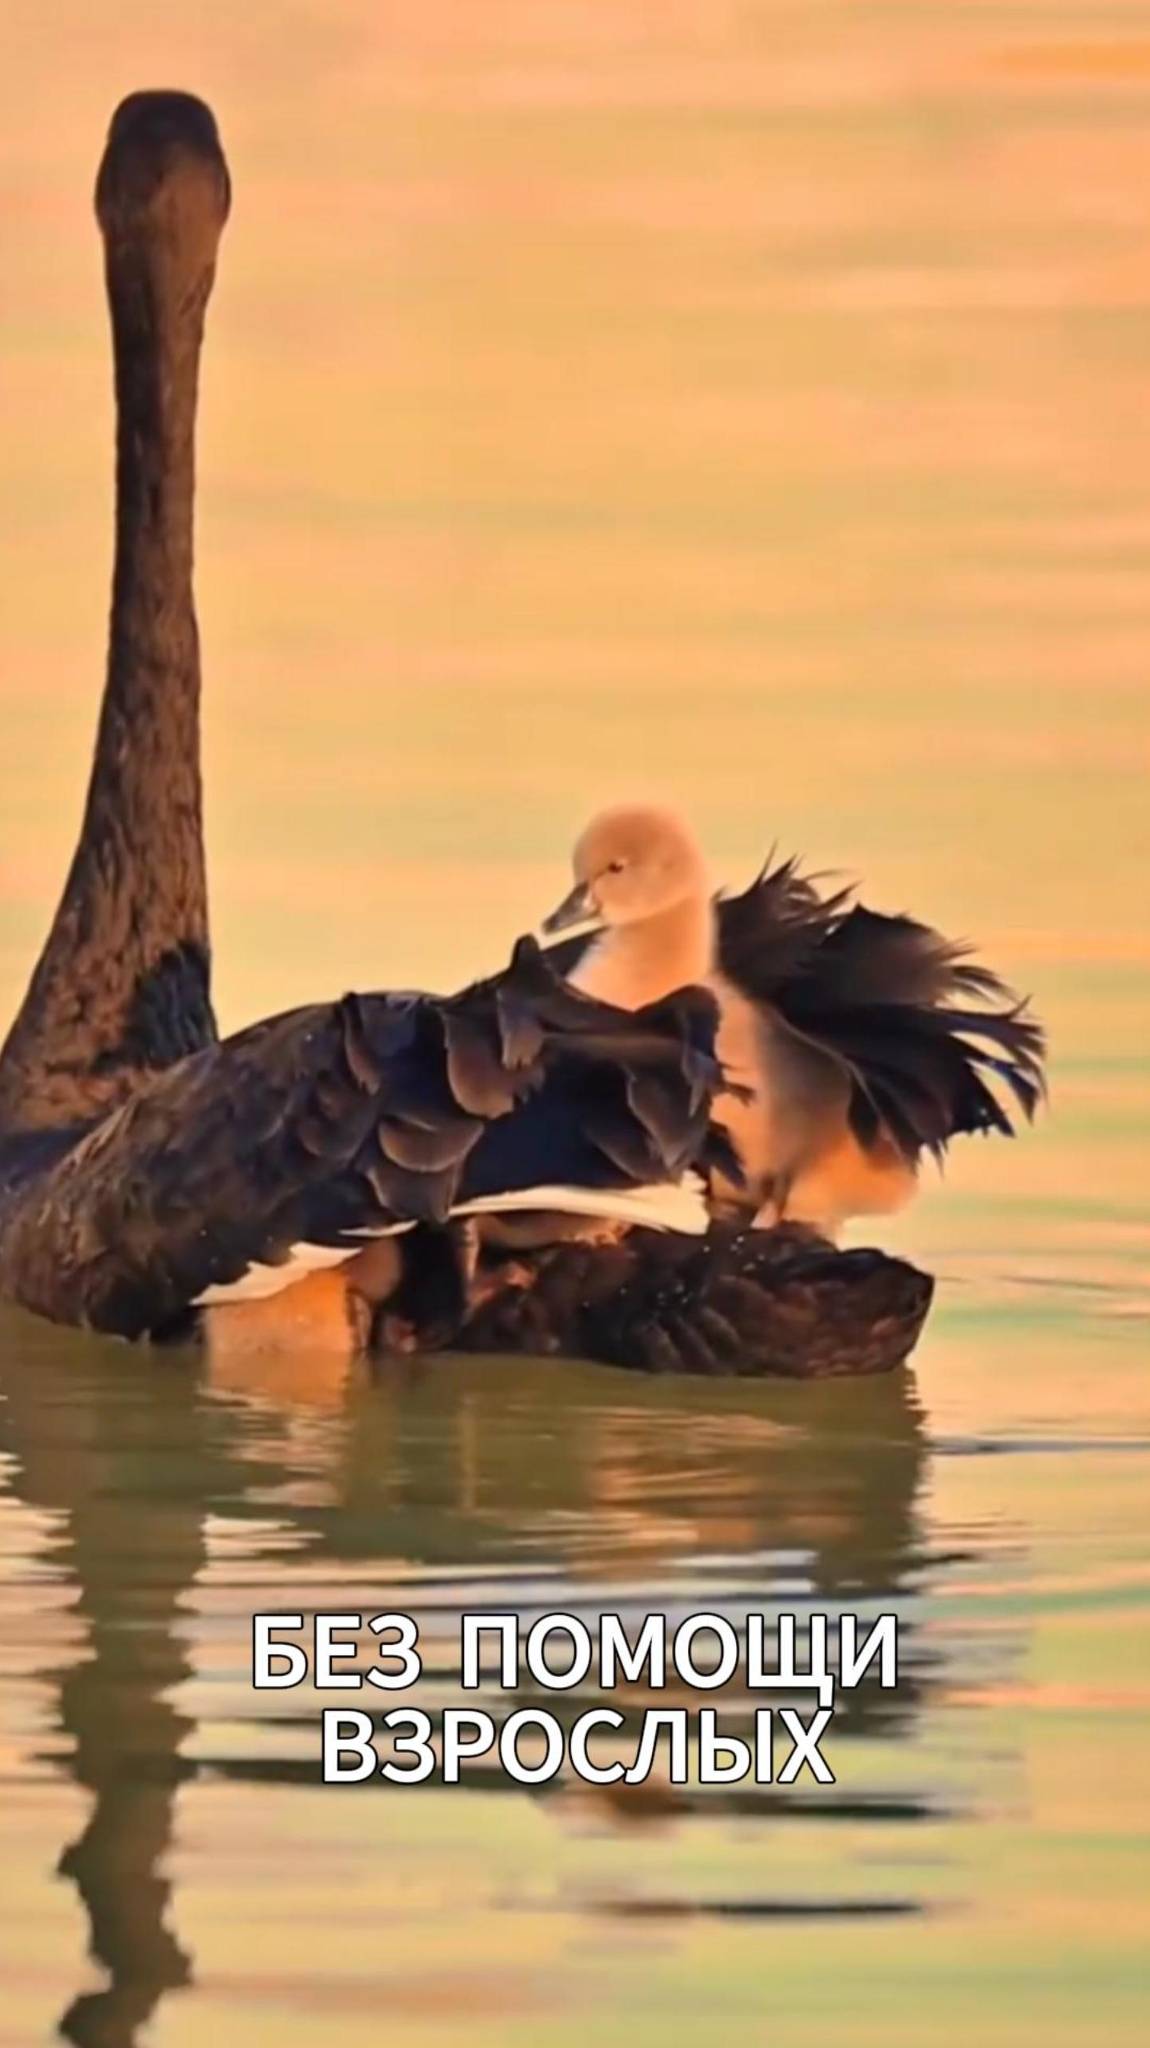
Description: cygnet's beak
xmin=541 ymin=880 xmax=597 ymax=935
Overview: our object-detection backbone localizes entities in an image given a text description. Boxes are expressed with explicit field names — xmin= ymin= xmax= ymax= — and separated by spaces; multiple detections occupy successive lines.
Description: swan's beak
xmin=542 ymin=881 xmax=597 ymax=934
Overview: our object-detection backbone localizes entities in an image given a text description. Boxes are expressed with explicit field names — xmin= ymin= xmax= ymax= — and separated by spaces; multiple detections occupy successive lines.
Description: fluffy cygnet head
xmin=543 ymin=805 xmax=711 ymax=932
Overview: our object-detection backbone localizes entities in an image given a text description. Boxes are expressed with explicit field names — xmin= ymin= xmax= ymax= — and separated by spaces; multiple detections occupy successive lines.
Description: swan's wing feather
xmin=770 ymin=909 xmax=1046 ymax=1160
xmin=716 ymin=859 xmax=1045 ymax=1163
xmin=716 ymin=856 xmax=852 ymax=999
xmin=788 ymin=903 xmax=1023 ymax=1010
xmin=538 ymin=927 xmax=600 ymax=979
xmin=795 ymin=999 xmax=1047 ymax=1159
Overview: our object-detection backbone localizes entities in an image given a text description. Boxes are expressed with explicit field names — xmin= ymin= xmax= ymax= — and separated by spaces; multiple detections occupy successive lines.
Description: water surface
xmin=1 ymin=4 xmax=1148 ymax=2043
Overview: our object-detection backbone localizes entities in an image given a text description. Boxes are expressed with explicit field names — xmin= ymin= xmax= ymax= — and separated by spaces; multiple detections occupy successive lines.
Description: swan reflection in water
xmin=0 ymin=1311 xmax=931 ymax=2046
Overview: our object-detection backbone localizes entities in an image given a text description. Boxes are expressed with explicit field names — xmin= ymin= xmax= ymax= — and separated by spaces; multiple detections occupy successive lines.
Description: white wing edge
xmin=452 ymin=1173 xmax=709 ymax=1236
xmin=196 ymin=1175 xmax=708 ymax=1307
xmin=193 ymin=1223 xmax=415 ymax=1306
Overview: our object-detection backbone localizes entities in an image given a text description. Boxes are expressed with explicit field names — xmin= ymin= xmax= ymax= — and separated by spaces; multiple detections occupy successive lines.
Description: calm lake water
xmin=1 ymin=4 xmax=1148 ymax=2044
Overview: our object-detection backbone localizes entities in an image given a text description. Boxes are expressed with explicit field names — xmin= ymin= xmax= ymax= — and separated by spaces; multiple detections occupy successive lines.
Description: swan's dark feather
xmin=714 ymin=856 xmax=853 ymax=998
xmin=804 ymin=999 xmax=1046 ymax=1158
xmin=452 ymin=1224 xmax=933 ymax=1378
xmin=91 ymin=941 xmax=216 ymax=1074
xmin=0 ymin=940 xmax=726 ymax=1339
xmin=714 ymin=863 xmax=1046 ymax=1164
xmin=782 ymin=901 xmax=1021 ymax=1011
xmin=376 ymin=1111 xmax=485 ymax=1173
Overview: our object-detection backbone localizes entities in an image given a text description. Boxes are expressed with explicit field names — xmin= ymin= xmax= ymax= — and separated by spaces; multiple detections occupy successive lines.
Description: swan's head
xmin=543 ymin=805 xmax=710 ymax=932
xmin=96 ymin=92 xmax=231 ymax=268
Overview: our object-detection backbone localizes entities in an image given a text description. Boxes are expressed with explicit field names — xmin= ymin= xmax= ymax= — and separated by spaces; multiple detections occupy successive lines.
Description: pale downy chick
xmin=544 ymin=807 xmax=716 ymax=1007
xmin=543 ymin=805 xmax=916 ymax=1237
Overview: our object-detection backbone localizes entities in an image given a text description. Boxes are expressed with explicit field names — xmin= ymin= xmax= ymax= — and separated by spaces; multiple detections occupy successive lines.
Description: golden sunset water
xmin=1 ymin=4 xmax=1148 ymax=2044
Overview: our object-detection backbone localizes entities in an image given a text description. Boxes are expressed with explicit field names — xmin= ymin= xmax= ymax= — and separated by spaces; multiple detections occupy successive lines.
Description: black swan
xmin=0 ymin=93 xmax=932 ymax=1377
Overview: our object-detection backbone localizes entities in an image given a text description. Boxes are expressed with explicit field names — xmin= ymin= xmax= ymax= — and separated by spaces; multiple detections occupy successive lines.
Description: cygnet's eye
xmin=606 ymin=859 xmax=626 ymax=875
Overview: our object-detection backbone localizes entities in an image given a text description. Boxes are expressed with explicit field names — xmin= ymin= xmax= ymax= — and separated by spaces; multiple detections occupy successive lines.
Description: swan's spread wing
xmin=0 ymin=939 xmax=725 ymax=1337
xmin=717 ymin=863 xmax=1046 ymax=1162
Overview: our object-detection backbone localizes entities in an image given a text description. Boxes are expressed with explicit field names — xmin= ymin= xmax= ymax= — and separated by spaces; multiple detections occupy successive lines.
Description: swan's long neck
xmin=571 ymin=893 xmax=715 ymax=1010
xmin=0 ymin=97 xmax=229 ymax=1134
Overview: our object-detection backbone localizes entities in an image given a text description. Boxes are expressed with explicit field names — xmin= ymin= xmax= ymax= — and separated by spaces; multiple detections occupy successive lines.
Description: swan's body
xmin=544 ymin=805 xmax=1044 ymax=1237
xmin=0 ymin=96 xmax=934 ymax=1377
